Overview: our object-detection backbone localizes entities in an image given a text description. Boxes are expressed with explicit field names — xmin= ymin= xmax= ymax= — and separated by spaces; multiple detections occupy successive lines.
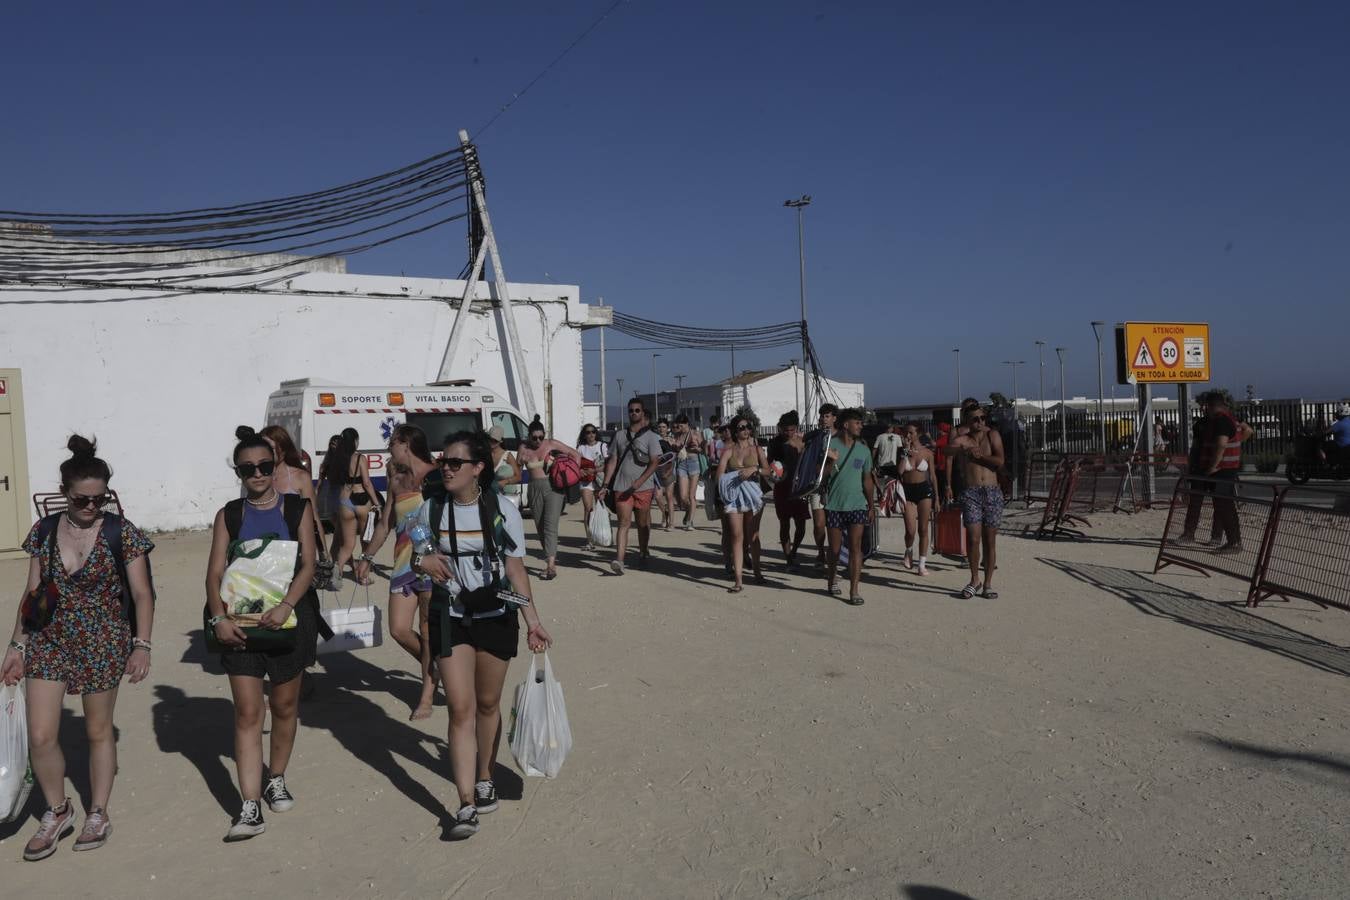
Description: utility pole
xmin=597 ymin=296 xmax=607 ymax=431
xmin=1055 ymin=347 xmax=1067 ymax=453
xmin=616 ymin=377 xmax=625 ymax=410
xmin=1002 ymin=361 xmax=1025 ymax=410
xmin=1091 ymin=321 xmax=1106 ymax=454
xmin=785 ymin=195 xmax=812 ymax=423
xmin=675 ymin=374 xmax=686 ymax=419
xmin=1035 ymin=341 xmax=1046 ymax=451
xmin=789 ymin=359 xmax=800 ymax=415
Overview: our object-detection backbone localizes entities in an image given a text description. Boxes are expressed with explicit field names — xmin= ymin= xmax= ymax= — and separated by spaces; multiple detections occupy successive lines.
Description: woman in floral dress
xmin=2 ymin=435 xmax=155 ymax=861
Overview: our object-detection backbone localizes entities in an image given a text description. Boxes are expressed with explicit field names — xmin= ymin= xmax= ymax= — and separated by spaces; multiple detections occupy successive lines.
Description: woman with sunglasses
xmin=3 ymin=435 xmax=154 ymax=860
xmin=899 ymin=422 xmax=939 ymax=575
xmin=516 ymin=420 xmax=582 ymax=581
xmin=357 ymin=425 xmax=440 ymax=719
xmin=652 ymin=419 xmax=678 ymax=531
xmin=318 ymin=429 xmax=379 ymax=585
xmin=204 ymin=427 xmax=320 ymax=842
xmin=575 ymin=424 xmax=608 ymax=548
xmin=671 ymin=415 xmax=704 ymax=531
xmin=412 ymin=432 xmax=552 ymax=839
xmin=487 ymin=427 xmax=522 ymax=507
xmin=715 ymin=416 xmax=770 ymax=592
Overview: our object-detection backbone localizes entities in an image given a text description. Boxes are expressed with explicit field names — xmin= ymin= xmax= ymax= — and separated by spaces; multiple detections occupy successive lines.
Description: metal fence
xmin=1024 ymin=398 xmax=1348 ymax=461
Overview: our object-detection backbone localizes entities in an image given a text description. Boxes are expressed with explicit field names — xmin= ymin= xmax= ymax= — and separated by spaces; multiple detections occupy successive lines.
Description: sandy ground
xmin=1 ymin=500 xmax=1348 ymax=899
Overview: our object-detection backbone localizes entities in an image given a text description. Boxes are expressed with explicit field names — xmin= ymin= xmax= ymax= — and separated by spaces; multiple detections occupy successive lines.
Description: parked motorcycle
xmin=1286 ymin=431 xmax=1350 ymax=483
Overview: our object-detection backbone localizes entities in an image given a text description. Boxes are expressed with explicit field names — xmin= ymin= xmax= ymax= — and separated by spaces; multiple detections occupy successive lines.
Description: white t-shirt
xmin=578 ymin=442 xmax=608 ymax=487
xmin=415 ymin=495 xmax=526 ymax=615
xmin=874 ymin=432 xmax=903 ymax=468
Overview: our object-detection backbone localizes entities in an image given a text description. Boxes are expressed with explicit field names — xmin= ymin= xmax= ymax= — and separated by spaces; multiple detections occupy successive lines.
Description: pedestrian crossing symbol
xmin=1133 ymin=338 xmax=1156 ymax=369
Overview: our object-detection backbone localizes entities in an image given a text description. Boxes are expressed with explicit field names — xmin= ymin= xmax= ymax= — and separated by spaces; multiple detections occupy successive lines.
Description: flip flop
xmin=829 ymin=583 xmax=842 ymax=597
xmin=727 ymin=585 xmax=743 ymax=594
xmin=983 ymin=588 xmax=999 ymax=599
xmin=960 ymin=583 xmax=980 ymax=599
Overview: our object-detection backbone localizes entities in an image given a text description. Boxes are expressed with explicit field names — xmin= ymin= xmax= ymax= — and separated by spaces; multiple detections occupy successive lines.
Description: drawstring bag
xmin=509 ymin=652 xmax=572 ymax=778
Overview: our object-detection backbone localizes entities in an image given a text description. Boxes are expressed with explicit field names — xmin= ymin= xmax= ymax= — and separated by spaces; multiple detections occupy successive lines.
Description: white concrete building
xmin=638 ymin=364 xmax=865 ymax=430
xmin=0 ymin=245 xmax=602 ymax=538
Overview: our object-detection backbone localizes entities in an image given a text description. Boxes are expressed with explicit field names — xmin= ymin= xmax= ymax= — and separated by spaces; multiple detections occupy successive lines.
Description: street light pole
xmin=1002 ymin=361 xmax=1025 ymax=411
xmin=616 ymin=377 xmax=625 ymax=408
xmin=784 ymin=195 xmax=812 ymax=422
xmin=789 ymin=359 xmax=800 ymax=415
xmin=1055 ymin=347 xmax=1067 ymax=453
xmin=1091 ymin=321 xmax=1106 ymax=453
xmin=953 ymin=348 xmax=961 ymax=410
xmin=1035 ymin=341 xmax=1046 ymax=451
xmin=675 ymin=374 xmax=686 ymax=419
xmin=651 ymin=354 xmax=661 ymax=422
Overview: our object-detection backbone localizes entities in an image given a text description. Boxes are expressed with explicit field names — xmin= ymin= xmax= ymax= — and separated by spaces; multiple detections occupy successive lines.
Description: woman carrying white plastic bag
xmin=509 ymin=652 xmax=572 ymax=778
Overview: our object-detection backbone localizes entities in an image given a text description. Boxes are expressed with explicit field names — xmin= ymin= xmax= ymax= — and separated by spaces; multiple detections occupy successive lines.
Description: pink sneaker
xmin=23 ymin=799 xmax=75 ymax=861
xmin=73 ymin=808 xmax=112 ymax=852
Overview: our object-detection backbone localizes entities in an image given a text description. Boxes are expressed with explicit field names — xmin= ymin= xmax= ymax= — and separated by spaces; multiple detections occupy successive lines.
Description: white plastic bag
xmin=509 ymin=653 xmax=572 ymax=778
xmin=0 ymin=682 xmax=32 ymax=823
xmin=587 ymin=505 xmax=613 ymax=548
xmin=221 ymin=537 xmax=299 ymax=629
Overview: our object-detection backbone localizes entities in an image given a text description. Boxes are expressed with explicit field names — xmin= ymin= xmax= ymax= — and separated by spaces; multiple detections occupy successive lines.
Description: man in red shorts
xmin=598 ymin=399 xmax=664 ymax=574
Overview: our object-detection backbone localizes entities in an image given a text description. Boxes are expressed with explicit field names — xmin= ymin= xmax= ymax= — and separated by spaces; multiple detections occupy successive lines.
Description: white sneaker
xmin=225 ymin=800 xmax=265 ymax=842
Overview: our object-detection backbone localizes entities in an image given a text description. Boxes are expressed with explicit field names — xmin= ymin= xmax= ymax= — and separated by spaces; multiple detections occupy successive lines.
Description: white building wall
xmin=1 ymin=269 xmax=593 ymax=531
xmin=737 ymin=370 xmax=865 ymax=427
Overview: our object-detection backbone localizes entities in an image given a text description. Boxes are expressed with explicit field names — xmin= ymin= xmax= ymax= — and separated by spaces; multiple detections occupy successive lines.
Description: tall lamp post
xmin=784 ymin=195 xmax=812 ymax=422
xmin=953 ymin=348 xmax=961 ymax=410
xmin=1035 ymin=340 xmax=1046 ymax=450
xmin=1002 ymin=361 xmax=1025 ymax=412
xmin=1055 ymin=347 xmax=1067 ymax=452
xmin=1091 ymin=321 xmax=1106 ymax=453
xmin=616 ymin=377 xmax=625 ymax=409
xmin=675 ymin=374 xmax=686 ymax=419
xmin=789 ymin=359 xmax=800 ymax=414
xmin=651 ymin=353 xmax=661 ymax=422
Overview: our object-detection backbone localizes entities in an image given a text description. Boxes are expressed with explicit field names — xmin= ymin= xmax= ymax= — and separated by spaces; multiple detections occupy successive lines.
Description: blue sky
xmin=3 ymin=1 xmax=1348 ymax=406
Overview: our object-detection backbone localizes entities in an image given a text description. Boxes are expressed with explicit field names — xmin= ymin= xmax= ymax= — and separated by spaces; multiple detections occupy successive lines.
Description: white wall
xmin=1 ymin=269 xmax=594 ymax=531
xmin=742 ymin=369 xmax=865 ymax=427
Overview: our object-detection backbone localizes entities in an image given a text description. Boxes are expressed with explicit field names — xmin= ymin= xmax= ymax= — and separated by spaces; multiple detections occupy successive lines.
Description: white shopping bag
xmin=587 ymin=505 xmax=613 ymax=548
xmin=1 ymin=682 xmax=33 ymax=824
xmin=509 ymin=652 xmax=572 ymax=778
xmin=318 ymin=584 xmax=383 ymax=655
xmin=362 ymin=509 xmax=378 ymax=543
xmin=221 ymin=537 xmax=299 ymax=629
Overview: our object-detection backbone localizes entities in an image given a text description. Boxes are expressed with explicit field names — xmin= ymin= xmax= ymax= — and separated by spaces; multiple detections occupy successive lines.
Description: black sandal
xmin=960 ymin=583 xmax=981 ymax=599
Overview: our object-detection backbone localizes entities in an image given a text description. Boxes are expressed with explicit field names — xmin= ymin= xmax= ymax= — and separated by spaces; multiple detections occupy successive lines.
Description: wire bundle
xmin=610 ymin=312 xmax=804 ymax=352
xmin=0 ymin=147 xmax=470 ymax=288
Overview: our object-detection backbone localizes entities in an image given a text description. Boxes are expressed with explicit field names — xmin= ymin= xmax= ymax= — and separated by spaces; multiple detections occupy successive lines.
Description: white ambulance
xmin=264 ymin=378 xmax=533 ymax=493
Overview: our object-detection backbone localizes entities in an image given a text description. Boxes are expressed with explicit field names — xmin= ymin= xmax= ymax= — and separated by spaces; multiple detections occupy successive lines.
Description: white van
xmin=264 ymin=378 xmax=533 ymax=493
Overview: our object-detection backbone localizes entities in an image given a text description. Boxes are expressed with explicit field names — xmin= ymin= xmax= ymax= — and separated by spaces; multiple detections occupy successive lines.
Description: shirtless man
xmin=945 ymin=404 xmax=1005 ymax=599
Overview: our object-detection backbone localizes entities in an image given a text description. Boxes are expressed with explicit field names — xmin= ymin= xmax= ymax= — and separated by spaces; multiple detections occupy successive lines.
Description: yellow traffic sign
xmin=1116 ymin=322 xmax=1210 ymax=384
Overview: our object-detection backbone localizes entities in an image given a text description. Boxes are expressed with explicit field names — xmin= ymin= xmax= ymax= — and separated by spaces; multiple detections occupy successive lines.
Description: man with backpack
xmin=598 ymin=399 xmax=664 ymax=574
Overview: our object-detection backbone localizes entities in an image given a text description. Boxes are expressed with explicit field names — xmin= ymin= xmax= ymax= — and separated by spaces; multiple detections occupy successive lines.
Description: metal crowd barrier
xmin=1152 ymin=479 xmax=1350 ymax=612
xmin=1248 ymin=488 xmax=1350 ymax=611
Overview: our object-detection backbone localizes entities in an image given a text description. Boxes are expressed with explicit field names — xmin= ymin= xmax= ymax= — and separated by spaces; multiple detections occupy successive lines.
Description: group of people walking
xmin=4 ymin=423 xmax=553 ymax=858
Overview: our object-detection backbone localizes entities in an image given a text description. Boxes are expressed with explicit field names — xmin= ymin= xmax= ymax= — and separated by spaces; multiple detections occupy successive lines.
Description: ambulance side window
xmin=491 ymin=411 xmax=526 ymax=451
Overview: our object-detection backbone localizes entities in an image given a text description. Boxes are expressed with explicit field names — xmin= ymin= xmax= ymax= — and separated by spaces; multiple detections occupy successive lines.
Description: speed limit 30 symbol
xmin=1159 ymin=337 xmax=1180 ymax=368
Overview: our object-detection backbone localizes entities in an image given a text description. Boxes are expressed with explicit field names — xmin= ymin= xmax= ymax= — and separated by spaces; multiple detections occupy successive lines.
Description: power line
xmin=471 ymin=0 xmax=628 ymax=140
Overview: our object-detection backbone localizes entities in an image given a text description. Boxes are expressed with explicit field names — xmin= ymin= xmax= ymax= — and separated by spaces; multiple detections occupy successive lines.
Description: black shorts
xmin=220 ymin=592 xmax=319 ymax=684
xmin=430 ymin=601 xmax=519 ymax=662
xmin=903 ymin=480 xmax=934 ymax=503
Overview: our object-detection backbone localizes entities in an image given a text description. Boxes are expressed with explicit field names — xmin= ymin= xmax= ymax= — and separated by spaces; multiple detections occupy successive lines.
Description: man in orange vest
xmin=1179 ymin=390 xmax=1252 ymax=552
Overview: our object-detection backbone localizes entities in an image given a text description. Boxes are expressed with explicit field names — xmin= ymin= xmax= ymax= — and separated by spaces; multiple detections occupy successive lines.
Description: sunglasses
xmin=438 ymin=457 xmax=472 ymax=472
xmin=67 ymin=493 xmax=108 ymax=510
xmin=234 ymin=461 xmax=276 ymax=478
xmin=736 ymin=425 xmax=752 ymax=432
xmin=628 ymin=409 xmax=643 ymax=415
xmin=969 ymin=415 xmax=987 ymax=423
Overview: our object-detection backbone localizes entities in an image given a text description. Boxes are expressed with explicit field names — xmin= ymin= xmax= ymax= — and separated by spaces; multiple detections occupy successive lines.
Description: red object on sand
xmin=935 ymin=507 xmax=967 ymax=557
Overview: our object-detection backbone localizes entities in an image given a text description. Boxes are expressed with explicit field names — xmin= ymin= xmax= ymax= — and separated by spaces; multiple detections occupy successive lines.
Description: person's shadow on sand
xmin=314 ymin=652 xmax=525 ymax=806
xmin=151 ymin=685 xmax=240 ymax=815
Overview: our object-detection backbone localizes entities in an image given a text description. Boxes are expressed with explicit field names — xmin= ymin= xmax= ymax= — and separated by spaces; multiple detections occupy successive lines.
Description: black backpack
xmin=34 ymin=512 xmax=155 ymax=636
xmin=426 ymin=488 xmax=517 ymax=616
